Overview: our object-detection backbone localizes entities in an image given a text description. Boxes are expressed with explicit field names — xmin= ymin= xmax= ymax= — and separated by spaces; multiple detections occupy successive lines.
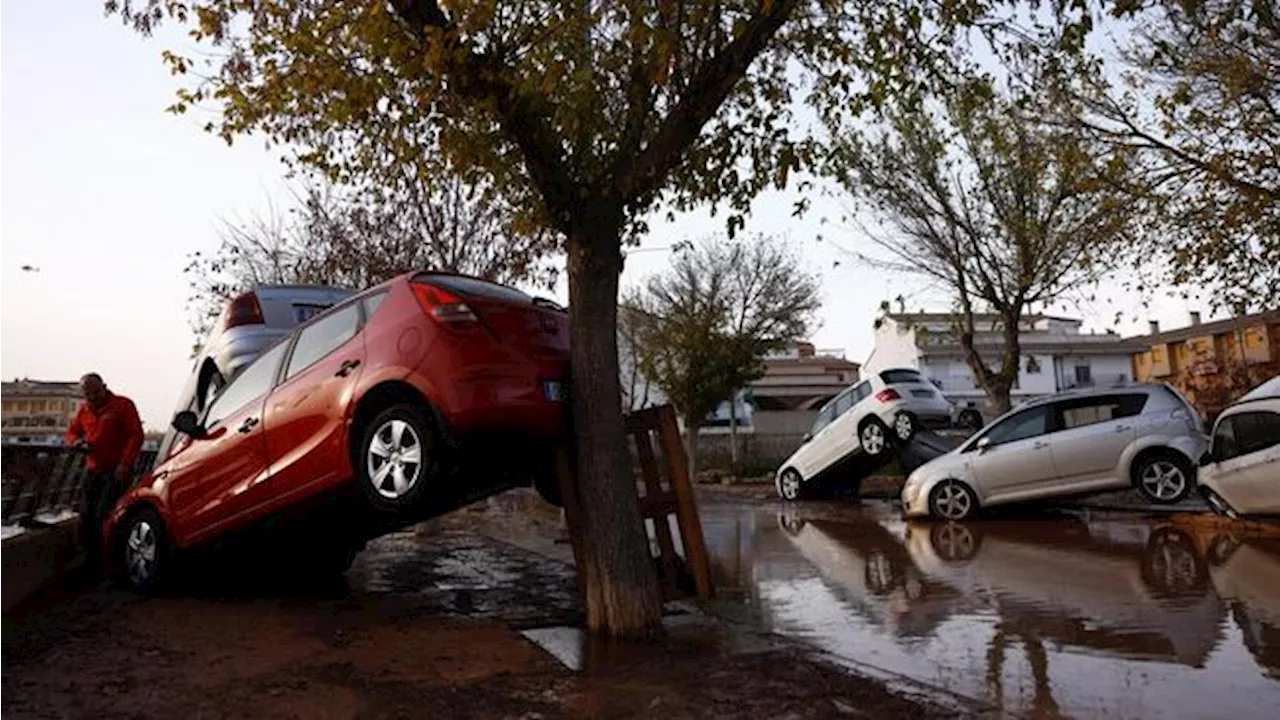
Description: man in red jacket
xmin=65 ymin=373 xmax=144 ymax=570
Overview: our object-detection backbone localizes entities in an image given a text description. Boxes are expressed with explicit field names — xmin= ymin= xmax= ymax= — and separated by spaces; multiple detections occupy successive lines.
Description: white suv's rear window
xmin=880 ymin=369 xmax=926 ymax=385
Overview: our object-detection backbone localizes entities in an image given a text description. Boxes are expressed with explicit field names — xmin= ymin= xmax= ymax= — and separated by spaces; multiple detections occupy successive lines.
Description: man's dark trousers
xmin=80 ymin=471 xmax=124 ymax=570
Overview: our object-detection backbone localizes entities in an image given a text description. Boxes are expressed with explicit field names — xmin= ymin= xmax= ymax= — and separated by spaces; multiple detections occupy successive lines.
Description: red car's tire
xmin=357 ymin=403 xmax=439 ymax=515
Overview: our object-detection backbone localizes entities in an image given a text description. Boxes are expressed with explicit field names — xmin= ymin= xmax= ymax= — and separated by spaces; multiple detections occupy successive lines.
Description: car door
xmin=796 ymin=402 xmax=839 ymax=478
xmin=164 ymin=340 xmax=289 ymax=543
xmin=1210 ymin=410 xmax=1280 ymax=514
xmin=965 ymin=404 xmax=1058 ymax=500
xmin=1046 ymin=394 xmax=1146 ymax=485
xmin=250 ymin=299 xmax=368 ymax=515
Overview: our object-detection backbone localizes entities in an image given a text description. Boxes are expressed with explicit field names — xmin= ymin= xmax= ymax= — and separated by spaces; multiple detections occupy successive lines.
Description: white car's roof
xmin=1237 ymin=376 xmax=1280 ymax=403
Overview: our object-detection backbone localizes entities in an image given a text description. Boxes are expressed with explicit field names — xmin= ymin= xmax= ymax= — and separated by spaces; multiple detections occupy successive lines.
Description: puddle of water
xmin=701 ymin=499 xmax=1280 ymax=719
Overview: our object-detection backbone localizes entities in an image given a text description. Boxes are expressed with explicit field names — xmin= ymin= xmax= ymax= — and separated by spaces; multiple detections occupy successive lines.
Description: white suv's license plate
xmin=543 ymin=380 xmax=566 ymax=402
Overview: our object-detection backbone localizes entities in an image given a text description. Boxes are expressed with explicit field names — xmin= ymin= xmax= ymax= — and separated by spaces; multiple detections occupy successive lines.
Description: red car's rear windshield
xmin=419 ymin=274 xmax=532 ymax=305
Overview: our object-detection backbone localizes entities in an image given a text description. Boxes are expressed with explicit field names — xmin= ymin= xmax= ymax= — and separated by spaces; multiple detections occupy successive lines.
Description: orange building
xmin=1131 ymin=310 xmax=1280 ymax=420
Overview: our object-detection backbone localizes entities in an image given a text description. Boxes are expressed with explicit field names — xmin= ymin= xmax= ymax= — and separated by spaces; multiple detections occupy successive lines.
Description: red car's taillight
xmin=222 ymin=291 xmax=265 ymax=330
xmin=412 ymin=281 xmax=479 ymax=323
xmin=876 ymin=388 xmax=901 ymax=403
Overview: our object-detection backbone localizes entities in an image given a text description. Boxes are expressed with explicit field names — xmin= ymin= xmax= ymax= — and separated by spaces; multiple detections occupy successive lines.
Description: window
xmin=879 ymin=369 xmax=925 ymax=385
xmin=853 ymin=381 xmax=872 ymax=403
xmin=362 ymin=291 xmax=388 ymax=320
xmin=1026 ymin=357 xmax=1042 ymax=374
xmin=204 ymin=341 xmax=289 ymax=429
xmin=421 ymin=274 xmax=531 ymax=304
xmin=834 ymin=389 xmax=855 ymax=416
xmin=1215 ymin=411 xmax=1280 ymax=462
xmin=1058 ymin=394 xmax=1148 ymax=430
xmin=810 ymin=404 xmax=837 ymax=435
xmin=981 ymin=405 xmax=1052 ymax=447
xmin=285 ymin=303 xmax=360 ymax=380
xmin=1074 ymin=365 xmax=1092 ymax=385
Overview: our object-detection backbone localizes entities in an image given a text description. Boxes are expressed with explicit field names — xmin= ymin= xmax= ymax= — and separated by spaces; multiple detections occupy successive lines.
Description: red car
xmin=106 ymin=272 xmax=570 ymax=591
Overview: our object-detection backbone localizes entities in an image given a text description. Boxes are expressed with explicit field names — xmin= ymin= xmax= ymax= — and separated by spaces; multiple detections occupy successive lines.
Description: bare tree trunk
xmin=684 ymin=413 xmax=701 ymax=482
xmin=566 ymin=212 xmax=663 ymax=637
xmin=728 ymin=394 xmax=739 ymax=473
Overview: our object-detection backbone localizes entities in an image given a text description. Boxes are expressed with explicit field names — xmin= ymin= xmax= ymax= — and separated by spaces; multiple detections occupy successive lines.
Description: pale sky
xmin=1 ymin=3 xmax=1214 ymax=430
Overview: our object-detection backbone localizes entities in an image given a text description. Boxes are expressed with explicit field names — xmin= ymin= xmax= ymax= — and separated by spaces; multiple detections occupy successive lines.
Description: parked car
xmin=1197 ymin=377 xmax=1280 ymax=518
xmin=901 ymin=383 xmax=1206 ymax=520
xmin=154 ymin=285 xmax=355 ymax=462
xmin=105 ymin=272 xmax=570 ymax=591
xmin=776 ymin=367 xmax=953 ymax=501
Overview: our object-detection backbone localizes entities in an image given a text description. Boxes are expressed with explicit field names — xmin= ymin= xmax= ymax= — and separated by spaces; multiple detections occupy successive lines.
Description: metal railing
xmin=1 ymin=445 xmax=159 ymax=528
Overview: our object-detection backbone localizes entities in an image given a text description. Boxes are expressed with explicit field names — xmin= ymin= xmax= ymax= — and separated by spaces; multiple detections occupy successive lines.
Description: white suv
xmin=776 ymin=367 xmax=953 ymax=500
xmin=902 ymin=383 xmax=1206 ymax=520
xmin=1198 ymin=377 xmax=1280 ymax=517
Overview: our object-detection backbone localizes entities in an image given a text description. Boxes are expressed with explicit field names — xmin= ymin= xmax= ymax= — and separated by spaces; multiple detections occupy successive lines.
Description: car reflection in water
xmin=698 ymin=500 xmax=1280 ymax=720
xmin=779 ymin=514 xmax=968 ymax=638
xmin=1205 ymin=534 xmax=1280 ymax=679
xmin=904 ymin=519 xmax=1225 ymax=669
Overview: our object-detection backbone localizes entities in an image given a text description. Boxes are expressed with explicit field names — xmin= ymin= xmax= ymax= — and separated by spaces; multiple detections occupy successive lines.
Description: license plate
xmin=293 ymin=304 xmax=329 ymax=323
xmin=542 ymin=380 xmax=566 ymax=402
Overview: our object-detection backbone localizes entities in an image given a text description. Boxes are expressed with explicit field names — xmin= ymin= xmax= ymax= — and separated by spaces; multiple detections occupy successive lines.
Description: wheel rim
xmin=126 ymin=520 xmax=158 ymax=586
xmin=862 ymin=423 xmax=886 ymax=455
xmin=780 ymin=472 xmax=801 ymax=500
xmin=367 ymin=419 xmax=423 ymax=499
xmin=894 ymin=414 xmax=913 ymax=441
xmin=933 ymin=482 xmax=972 ymax=520
xmin=1141 ymin=460 xmax=1186 ymax=501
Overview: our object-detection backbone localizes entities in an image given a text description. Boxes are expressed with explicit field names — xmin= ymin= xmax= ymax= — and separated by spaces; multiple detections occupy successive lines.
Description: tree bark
xmin=684 ymin=413 xmax=702 ymax=482
xmin=566 ymin=209 xmax=663 ymax=636
xmin=728 ymin=394 xmax=739 ymax=473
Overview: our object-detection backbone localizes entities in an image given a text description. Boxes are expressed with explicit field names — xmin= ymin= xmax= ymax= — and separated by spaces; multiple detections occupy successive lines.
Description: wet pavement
xmin=698 ymin=491 xmax=1280 ymax=719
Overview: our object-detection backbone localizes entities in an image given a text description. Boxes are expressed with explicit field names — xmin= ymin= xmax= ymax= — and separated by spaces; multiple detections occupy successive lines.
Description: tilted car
xmin=776 ymin=367 xmax=953 ymax=501
xmin=1197 ymin=377 xmax=1280 ymax=518
xmin=105 ymin=272 xmax=570 ymax=590
xmin=902 ymin=383 xmax=1206 ymax=520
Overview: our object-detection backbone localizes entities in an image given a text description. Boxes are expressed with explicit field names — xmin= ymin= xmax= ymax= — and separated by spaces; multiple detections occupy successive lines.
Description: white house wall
xmin=863 ymin=320 xmax=921 ymax=376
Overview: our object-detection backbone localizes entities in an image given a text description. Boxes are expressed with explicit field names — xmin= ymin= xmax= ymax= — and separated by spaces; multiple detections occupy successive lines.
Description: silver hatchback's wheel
xmin=778 ymin=469 xmax=803 ymax=501
xmin=860 ymin=420 xmax=889 ymax=457
xmin=893 ymin=412 xmax=916 ymax=442
xmin=1135 ymin=454 xmax=1192 ymax=504
xmin=929 ymin=480 xmax=977 ymax=521
xmin=367 ymin=418 xmax=423 ymax=500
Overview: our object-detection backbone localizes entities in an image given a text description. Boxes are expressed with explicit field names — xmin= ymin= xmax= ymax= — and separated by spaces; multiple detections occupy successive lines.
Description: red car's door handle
xmin=335 ymin=359 xmax=361 ymax=377
xmin=238 ymin=417 xmax=260 ymax=434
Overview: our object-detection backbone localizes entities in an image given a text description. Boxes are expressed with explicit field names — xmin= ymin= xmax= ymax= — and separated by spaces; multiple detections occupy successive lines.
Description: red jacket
xmin=65 ymin=393 xmax=144 ymax=474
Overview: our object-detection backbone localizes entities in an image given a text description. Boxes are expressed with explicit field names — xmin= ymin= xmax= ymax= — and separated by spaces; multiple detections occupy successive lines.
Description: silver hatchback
xmin=903 ymin=384 xmax=1207 ymax=520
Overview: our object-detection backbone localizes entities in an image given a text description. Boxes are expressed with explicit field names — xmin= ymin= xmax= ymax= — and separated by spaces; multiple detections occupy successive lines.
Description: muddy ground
xmin=3 ymin=500 xmax=961 ymax=720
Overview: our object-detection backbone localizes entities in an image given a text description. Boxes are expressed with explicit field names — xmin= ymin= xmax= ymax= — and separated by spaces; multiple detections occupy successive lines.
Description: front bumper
xmin=900 ymin=480 xmax=930 ymax=518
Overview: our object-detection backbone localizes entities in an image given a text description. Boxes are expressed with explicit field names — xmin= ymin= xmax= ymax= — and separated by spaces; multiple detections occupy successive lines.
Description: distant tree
xmin=186 ymin=173 xmax=558 ymax=348
xmin=628 ymin=235 xmax=819 ymax=476
xmin=1047 ymin=0 xmax=1279 ymax=311
xmin=835 ymin=84 xmax=1133 ymax=414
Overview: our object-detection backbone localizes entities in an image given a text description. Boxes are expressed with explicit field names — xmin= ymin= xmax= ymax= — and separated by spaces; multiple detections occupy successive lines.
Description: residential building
xmin=1131 ymin=310 xmax=1280 ymax=420
xmin=1 ymin=379 xmax=81 ymax=446
xmin=864 ymin=313 xmax=1139 ymax=413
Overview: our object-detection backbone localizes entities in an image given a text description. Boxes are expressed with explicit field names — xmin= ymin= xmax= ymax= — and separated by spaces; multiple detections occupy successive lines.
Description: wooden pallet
xmin=555 ymin=404 xmax=714 ymax=602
